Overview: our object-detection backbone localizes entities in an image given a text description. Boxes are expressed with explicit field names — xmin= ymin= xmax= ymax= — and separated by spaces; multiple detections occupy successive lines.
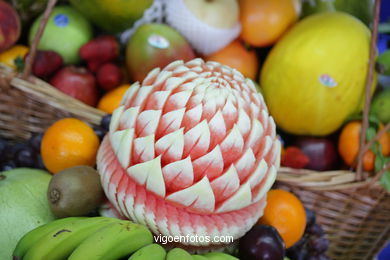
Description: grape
xmin=28 ymin=133 xmax=43 ymax=152
xmin=100 ymin=114 xmax=112 ymax=130
xmin=1 ymin=161 xmax=17 ymax=171
xmin=308 ymin=224 xmax=324 ymax=236
xmin=15 ymin=147 xmax=36 ymax=167
xmin=239 ymin=225 xmax=285 ymax=260
xmin=35 ymin=155 xmax=46 ymax=170
xmin=305 ymin=254 xmax=330 ymax=260
xmin=308 ymin=237 xmax=329 ymax=254
xmin=305 ymin=208 xmax=316 ymax=228
xmin=93 ymin=126 xmax=107 ymax=141
xmin=5 ymin=143 xmax=26 ymax=160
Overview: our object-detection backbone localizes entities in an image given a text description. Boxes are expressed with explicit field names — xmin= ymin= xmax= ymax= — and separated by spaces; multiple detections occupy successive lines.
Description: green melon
xmin=0 ymin=168 xmax=55 ymax=260
xmin=261 ymin=12 xmax=372 ymax=136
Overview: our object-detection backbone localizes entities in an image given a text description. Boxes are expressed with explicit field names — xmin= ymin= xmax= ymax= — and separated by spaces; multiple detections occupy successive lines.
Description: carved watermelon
xmin=97 ymin=58 xmax=280 ymax=247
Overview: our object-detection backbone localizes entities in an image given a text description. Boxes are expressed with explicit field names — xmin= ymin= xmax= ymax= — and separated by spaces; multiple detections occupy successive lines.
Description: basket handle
xmin=22 ymin=0 xmax=58 ymax=80
xmin=356 ymin=0 xmax=380 ymax=181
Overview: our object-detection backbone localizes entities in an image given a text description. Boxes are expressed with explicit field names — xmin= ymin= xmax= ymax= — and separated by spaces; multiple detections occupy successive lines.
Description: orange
xmin=204 ymin=40 xmax=259 ymax=79
xmin=41 ymin=118 xmax=100 ymax=174
xmin=258 ymin=189 xmax=306 ymax=248
xmin=338 ymin=121 xmax=390 ymax=172
xmin=0 ymin=45 xmax=29 ymax=69
xmin=97 ymin=84 xmax=130 ymax=114
xmin=239 ymin=0 xmax=301 ymax=47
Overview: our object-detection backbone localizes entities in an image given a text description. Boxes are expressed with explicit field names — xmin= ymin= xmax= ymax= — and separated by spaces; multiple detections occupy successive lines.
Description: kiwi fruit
xmin=47 ymin=165 xmax=104 ymax=218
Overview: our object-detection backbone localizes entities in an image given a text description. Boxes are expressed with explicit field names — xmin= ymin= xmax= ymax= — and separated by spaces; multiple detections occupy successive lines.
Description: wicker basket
xmin=0 ymin=0 xmax=389 ymax=259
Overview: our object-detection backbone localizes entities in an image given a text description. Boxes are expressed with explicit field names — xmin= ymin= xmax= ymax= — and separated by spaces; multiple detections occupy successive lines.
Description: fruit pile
xmin=0 ymin=0 xmax=389 ymax=259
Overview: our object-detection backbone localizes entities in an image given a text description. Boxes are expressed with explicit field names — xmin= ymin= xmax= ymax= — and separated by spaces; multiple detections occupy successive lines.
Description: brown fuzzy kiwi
xmin=47 ymin=166 xmax=104 ymax=218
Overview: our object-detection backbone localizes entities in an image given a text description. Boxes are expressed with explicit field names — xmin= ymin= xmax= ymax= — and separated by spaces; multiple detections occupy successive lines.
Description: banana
xmin=192 ymin=255 xmax=208 ymax=260
xmin=23 ymin=216 xmax=120 ymax=260
xmin=128 ymin=244 xmax=166 ymax=260
xmin=13 ymin=217 xmax=86 ymax=260
xmin=203 ymin=252 xmax=239 ymax=260
xmin=166 ymin=248 xmax=193 ymax=260
xmin=68 ymin=220 xmax=153 ymax=260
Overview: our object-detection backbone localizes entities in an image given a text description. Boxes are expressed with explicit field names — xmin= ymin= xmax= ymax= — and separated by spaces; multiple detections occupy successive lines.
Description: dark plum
xmin=28 ymin=133 xmax=44 ymax=152
xmin=239 ymin=225 xmax=285 ymax=260
xmin=15 ymin=146 xmax=36 ymax=167
xmin=100 ymin=114 xmax=112 ymax=130
xmin=294 ymin=137 xmax=338 ymax=171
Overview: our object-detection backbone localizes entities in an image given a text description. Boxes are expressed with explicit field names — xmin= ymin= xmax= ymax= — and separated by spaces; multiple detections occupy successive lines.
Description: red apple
xmin=0 ymin=1 xmax=21 ymax=52
xmin=50 ymin=66 xmax=98 ymax=106
xmin=294 ymin=136 xmax=338 ymax=171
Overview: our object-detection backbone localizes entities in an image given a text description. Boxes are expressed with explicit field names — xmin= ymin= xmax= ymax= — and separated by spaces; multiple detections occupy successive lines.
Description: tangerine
xmin=204 ymin=40 xmax=259 ymax=79
xmin=41 ymin=118 xmax=100 ymax=174
xmin=97 ymin=84 xmax=130 ymax=114
xmin=239 ymin=0 xmax=301 ymax=47
xmin=258 ymin=189 xmax=306 ymax=248
xmin=338 ymin=121 xmax=390 ymax=171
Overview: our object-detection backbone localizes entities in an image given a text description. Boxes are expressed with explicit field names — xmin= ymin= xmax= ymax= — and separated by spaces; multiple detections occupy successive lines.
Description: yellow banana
xmin=13 ymin=217 xmax=86 ymax=260
xmin=68 ymin=220 xmax=153 ymax=260
xmin=166 ymin=248 xmax=193 ymax=260
xmin=23 ymin=217 xmax=120 ymax=260
xmin=128 ymin=244 xmax=166 ymax=260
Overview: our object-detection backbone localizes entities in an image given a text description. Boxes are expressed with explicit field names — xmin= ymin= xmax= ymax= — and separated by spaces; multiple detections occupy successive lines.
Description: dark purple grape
xmin=100 ymin=114 xmax=112 ymax=130
xmin=28 ymin=133 xmax=43 ymax=152
xmin=286 ymin=237 xmax=306 ymax=259
xmin=35 ymin=155 xmax=46 ymax=170
xmin=239 ymin=225 xmax=285 ymax=260
xmin=305 ymin=208 xmax=316 ymax=228
xmin=308 ymin=224 xmax=324 ymax=236
xmin=1 ymin=160 xmax=17 ymax=171
xmin=287 ymin=247 xmax=308 ymax=260
xmin=317 ymin=254 xmax=330 ymax=260
xmin=0 ymin=138 xmax=7 ymax=157
xmin=4 ymin=143 xmax=26 ymax=160
xmin=93 ymin=126 xmax=107 ymax=141
xmin=308 ymin=237 xmax=329 ymax=254
xmin=15 ymin=146 xmax=36 ymax=167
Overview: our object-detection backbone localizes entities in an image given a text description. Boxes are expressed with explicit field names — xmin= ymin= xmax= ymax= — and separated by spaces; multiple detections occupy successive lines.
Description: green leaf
xmin=380 ymin=169 xmax=390 ymax=194
xmin=366 ymin=126 xmax=377 ymax=141
xmin=377 ymin=50 xmax=390 ymax=75
xmin=14 ymin=56 xmax=25 ymax=73
xmin=374 ymin=152 xmax=385 ymax=172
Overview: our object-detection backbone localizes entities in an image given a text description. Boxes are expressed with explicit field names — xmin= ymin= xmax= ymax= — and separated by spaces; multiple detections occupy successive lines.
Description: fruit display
xmin=0 ymin=168 xmax=55 ymax=260
xmin=1 ymin=0 xmax=390 ymax=259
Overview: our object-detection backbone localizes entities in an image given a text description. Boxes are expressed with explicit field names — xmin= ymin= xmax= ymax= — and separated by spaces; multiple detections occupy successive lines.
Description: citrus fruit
xmin=97 ymin=84 xmax=130 ymax=114
xmin=204 ymin=40 xmax=259 ymax=79
xmin=239 ymin=0 xmax=301 ymax=47
xmin=338 ymin=121 xmax=390 ymax=171
xmin=41 ymin=118 xmax=100 ymax=174
xmin=258 ymin=189 xmax=306 ymax=248
xmin=0 ymin=45 xmax=29 ymax=69
xmin=261 ymin=12 xmax=373 ymax=136
xmin=97 ymin=59 xmax=281 ymax=246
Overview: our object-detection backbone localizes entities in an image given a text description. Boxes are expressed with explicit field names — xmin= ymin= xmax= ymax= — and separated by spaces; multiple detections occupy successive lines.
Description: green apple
xmin=0 ymin=168 xmax=55 ymax=260
xmin=371 ymin=88 xmax=390 ymax=124
xmin=29 ymin=6 xmax=92 ymax=64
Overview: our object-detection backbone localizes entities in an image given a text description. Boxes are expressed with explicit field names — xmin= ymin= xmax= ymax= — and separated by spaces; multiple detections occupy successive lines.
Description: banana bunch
xmin=13 ymin=216 xmax=238 ymax=260
xmin=13 ymin=217 xmax=153 ymax=260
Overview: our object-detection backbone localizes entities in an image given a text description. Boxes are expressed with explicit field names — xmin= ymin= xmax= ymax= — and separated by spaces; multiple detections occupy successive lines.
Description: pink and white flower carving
xmin=97 ymin=58 xmax=281 ymax=247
